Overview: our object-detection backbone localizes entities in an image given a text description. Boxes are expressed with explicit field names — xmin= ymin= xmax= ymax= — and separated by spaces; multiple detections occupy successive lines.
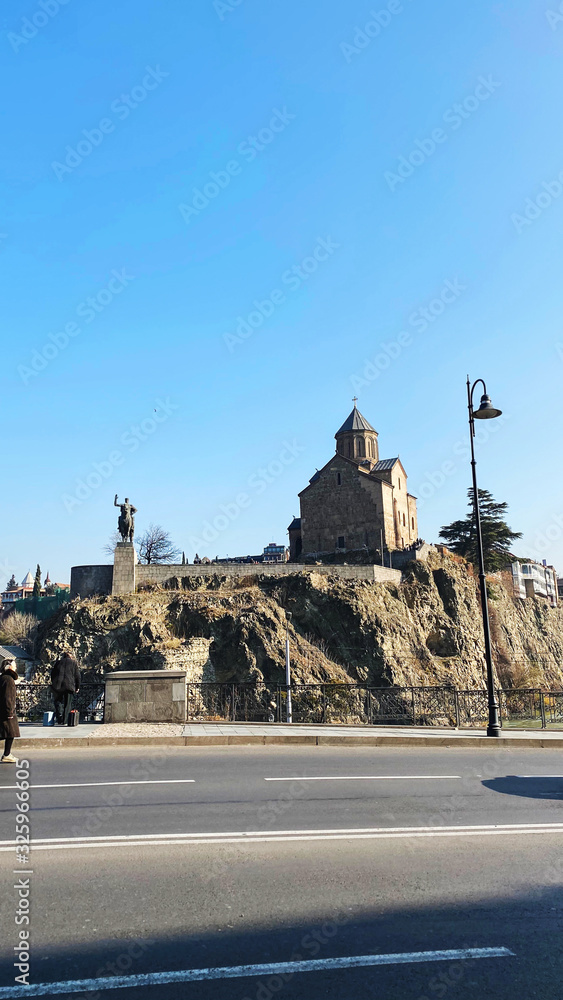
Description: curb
xmin=15 ymin=733 xmax=563 ymax=750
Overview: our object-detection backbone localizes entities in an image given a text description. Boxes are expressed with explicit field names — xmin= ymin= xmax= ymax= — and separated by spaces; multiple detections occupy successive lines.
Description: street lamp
xmin=285 ymin=611 xmax=293 ymax=724
xmin=467 ymin=377 xmax=502 ymax=738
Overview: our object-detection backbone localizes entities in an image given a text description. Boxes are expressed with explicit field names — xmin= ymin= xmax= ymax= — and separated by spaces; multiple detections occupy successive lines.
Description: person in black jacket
xmin=0 ymin=661 xmax=21 ymax=763
xmin=51 ymin=651 xmax=81 ymax=725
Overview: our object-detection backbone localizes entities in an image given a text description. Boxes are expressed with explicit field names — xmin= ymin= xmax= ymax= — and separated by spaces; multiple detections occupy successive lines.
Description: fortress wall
xmin=70 ymin=560 xmax=405 ymax=598
xmin=70 ymin=565 xmax=113 ymax=599
xmin=135 ymin=562 xmax=402 ymax=586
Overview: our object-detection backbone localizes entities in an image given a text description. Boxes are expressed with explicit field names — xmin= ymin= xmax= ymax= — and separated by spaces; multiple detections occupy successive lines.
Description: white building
xmin=512 ymin=560 xmax=558 ymax=606
xmin=1 ymin=571 xmax=35 ymax=605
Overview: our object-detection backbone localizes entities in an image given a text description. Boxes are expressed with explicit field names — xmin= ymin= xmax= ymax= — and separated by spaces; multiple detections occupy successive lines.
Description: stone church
xmin=288 ymin=402 xmax=418 ymax=561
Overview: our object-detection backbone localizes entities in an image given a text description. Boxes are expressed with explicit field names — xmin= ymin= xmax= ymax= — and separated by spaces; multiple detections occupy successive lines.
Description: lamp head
xmin=473 ymin=393 xmax=502 ymax=420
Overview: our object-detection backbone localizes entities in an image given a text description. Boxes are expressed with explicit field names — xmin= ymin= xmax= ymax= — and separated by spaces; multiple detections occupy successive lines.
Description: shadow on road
xmin=1 ymin=886 xmax=562 ymax=999
xmin=482 ymin=776 xmax=563 ymax=801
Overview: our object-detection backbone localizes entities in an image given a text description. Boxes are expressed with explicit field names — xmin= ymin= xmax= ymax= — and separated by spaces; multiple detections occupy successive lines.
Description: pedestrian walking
xmin=0 ymin=660 xmax=21 ymax=763
xmin=51 ymin=650 xmax=81 ymax=725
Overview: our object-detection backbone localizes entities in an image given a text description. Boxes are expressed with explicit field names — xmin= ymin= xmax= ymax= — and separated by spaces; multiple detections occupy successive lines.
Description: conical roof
xmin=22 ymin=571 xmax=33 ymax=586
xmin=336 ymin=404 xmax=376 ymax=435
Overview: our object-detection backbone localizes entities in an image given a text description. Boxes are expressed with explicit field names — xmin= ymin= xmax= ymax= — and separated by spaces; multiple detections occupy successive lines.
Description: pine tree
xmin=439 ymin=488 xmax=522 ymax=572
xmin=6 ymin=574 xmax=17 ymax=591
xmin=181 ymin=552 xmax=186 ymax=565
xmin=33 ymin=564 xmax=42 ymax=597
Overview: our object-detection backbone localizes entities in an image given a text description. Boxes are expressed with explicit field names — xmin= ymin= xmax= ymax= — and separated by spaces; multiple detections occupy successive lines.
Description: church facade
xmin=288 ymin=403 xmax=418 ymax=561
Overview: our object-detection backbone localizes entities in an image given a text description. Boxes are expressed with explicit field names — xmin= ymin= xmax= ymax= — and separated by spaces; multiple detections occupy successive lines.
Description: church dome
xmin=335 ymin=402 xmax=379 ymax=464
xmin=336 ymin=405 xmax=376 ymax=435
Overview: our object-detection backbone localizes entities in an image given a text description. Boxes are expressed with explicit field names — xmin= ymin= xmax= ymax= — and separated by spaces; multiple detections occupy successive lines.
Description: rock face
xmin=35 ymin=552 xmax=563 ymax=690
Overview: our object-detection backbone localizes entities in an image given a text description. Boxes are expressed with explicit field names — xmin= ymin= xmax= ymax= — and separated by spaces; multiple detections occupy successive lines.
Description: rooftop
xmin=335 ymin=404 xmax=376 ymax=435
xmin=372 ymin=457 xmax=399 ymax=472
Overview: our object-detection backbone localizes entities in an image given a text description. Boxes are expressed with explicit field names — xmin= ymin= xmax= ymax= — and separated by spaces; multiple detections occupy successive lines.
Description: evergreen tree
xmin=33 ymin=564 xmax=42 ymax=597
xmin=6 ymin=574 xmax=17 ymax=591
xmin=439 ymin=489 xmax=522 ymax=572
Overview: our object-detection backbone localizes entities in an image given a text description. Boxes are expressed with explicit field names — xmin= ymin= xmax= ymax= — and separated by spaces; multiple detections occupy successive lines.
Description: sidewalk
xmin=14 ymin=721 xmax=563 ymax=749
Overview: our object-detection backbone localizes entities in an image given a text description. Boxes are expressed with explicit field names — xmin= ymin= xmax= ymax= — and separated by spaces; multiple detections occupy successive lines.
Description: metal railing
xmin=16 ymin=683 xmax=105 ymax=723
xmin=186 ymin=683 xmax=563 ymax=729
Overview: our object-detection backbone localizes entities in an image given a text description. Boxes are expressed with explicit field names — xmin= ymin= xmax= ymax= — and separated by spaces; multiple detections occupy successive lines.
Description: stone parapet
xmin=104 ymin=669 xmax=187 ymax=723
xmin=136 ymin=562 xmax=403 ymax=586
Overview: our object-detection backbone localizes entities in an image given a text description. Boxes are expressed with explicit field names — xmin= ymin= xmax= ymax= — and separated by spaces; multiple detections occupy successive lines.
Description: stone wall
xmin=300 ymin=455 xmax=391 ymax=555
xmin=136 ymin=562 xmax=402 ymax=586
xmin=104 ymin=669 xmax=187 ymax=722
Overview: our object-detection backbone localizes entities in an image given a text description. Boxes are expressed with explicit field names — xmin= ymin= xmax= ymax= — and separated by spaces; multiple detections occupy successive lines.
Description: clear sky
xmin=2 ymin=0 xmax=563 ymax=586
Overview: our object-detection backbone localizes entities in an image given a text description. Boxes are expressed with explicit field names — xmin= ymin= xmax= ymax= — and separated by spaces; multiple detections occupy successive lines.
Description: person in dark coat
xmin=0 ymin=661 xmax=21 ymax=763
xmin=51 ymin=651 xmax=81 ymax=725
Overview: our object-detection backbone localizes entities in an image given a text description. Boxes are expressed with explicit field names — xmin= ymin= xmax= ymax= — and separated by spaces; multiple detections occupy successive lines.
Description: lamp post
xmin=285 ymin=611 xmax=293 ymax=724
xmin=467 ymin=377 xmax=502 ymax=738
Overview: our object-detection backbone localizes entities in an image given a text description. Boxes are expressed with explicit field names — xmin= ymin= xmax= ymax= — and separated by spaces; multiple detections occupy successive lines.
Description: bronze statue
xmin=114 ymin=495 xmax=137 ymax=543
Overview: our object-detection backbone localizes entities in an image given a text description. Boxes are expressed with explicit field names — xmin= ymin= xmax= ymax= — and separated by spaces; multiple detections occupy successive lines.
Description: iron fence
xmin=186 ymin=683 xmax=563 ymax=729
xmin=16 ymin=682 xmax=105 ymax=723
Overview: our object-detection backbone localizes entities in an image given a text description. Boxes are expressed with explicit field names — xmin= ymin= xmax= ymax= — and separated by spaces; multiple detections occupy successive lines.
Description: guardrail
xmin=16 ymin=683 xmax=105 ymax=723
xmin=16 ymin=681 xmax=563 ymax=729
xmin=186 ymin=683 xmax=563 ymax=729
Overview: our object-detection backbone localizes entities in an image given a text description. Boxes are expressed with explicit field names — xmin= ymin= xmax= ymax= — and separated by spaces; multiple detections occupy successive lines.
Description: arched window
xmin=358 ymin=438 xmax=365 ymax=457
xmin=402 ymin=513 xmax=406 ymax=526
xmin=411 ymin=517 xmax=415 ymax=530
xmin=337 ymin=473 xmax=341 ymax=485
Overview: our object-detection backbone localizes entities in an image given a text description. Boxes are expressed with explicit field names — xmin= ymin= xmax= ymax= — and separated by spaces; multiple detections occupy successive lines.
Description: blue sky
xmin=2 ymin=0 xmax=563 ymax=585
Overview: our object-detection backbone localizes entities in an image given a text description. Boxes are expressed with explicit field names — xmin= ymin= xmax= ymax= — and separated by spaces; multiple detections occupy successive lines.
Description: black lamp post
xmin=467 ymin=377 xmax=502 ymax=738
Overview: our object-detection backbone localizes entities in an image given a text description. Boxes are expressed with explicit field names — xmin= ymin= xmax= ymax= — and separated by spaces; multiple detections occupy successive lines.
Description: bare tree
xmin=137 ymin=524 xmax=180 ymax=565
xmin=102 ymin=531 xmax=121 ymax=557
xmin=0 ymin=611 xmax=39 ymax=653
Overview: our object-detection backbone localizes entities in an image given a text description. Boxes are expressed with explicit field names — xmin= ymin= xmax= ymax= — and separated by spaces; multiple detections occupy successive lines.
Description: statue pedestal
xmin=112 ymin=543 xmax=137 ymax=596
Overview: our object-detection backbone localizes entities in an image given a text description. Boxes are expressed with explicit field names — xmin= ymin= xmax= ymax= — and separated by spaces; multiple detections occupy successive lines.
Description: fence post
xmin=540 ymin=690 xmax=547 ymax=730
xmin=322 ymin=684 xmax=327 ymax=724
xmin=454 ymin=689 xmax=461 ymax=729
xmin=231 ymin=683 xmax=236 ymax=722
xmin=367 ymin=689 xmax=372 ymax=725
xmin=186 ymin=684 xmax=190 ymax=722
xmin=411 ymin=687 xmax=416 ymax=725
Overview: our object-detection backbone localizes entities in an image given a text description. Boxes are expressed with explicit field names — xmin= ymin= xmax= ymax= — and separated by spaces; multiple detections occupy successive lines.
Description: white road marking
xmin=0 ymin=779 xmax=195 ymax=790
xmin=1 ymin=822 xmax=563 ymax=852
xmin=515 ymin=775 xmax=563 ymax=779
xmin=0 ymin=947 xmax=515 ymax=997
xmin=264 ymin=775 xmax=461 ymax=781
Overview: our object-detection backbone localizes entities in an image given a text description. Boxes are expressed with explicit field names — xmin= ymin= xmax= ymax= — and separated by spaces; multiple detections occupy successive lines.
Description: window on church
xmin=398 ymin=478 xmax=401 ymax=490
xmin=337 ymin=473 xmax=341 ymax=485
xmin=337 ymin=536 xmax=345 ymax=549
xmin=411 ymin=517 xmax=415 ymax=530
xmin=358 ymin=438 xmax=365 ymax=457
xmin=403 ymin=513 xmax=406 ymax=526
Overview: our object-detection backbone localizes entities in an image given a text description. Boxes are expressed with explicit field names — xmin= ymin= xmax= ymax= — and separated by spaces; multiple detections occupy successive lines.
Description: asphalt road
xmin=1 ymin=744 xmax=563 ymax=999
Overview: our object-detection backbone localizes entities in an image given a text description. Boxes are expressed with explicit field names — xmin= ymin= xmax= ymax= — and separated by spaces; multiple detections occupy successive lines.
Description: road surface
xmin=1 ymin=744 xmax=562 ymax=998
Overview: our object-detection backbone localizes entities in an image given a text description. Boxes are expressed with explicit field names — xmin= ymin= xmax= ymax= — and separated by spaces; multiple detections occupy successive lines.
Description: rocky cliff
xmin=34 ymin=551 xmax=563 ymax=690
